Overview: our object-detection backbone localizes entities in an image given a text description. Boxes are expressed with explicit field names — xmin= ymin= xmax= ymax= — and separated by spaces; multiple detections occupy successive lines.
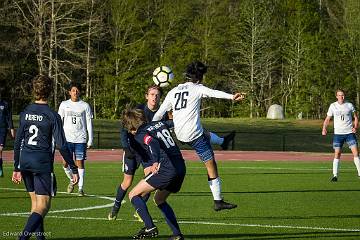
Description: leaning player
xmin=322 ymin=89 xmax=360 ymax=181
xmin=58 ymin=82 xmax=93 ymax=196
xmin=12 ymin=75 xmax=78 ymax=240
xmin=153 ymin=61 xmax=244 ymax=211
xmin=108 ymin=85 xmax=169 ymax=220
xmin=0 ymin=86 xmax=16 ymax=177
xmin=123 ymin=107 xmax=185 ymax=240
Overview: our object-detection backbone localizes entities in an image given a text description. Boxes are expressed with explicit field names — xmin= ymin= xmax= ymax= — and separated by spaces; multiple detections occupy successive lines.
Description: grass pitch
xmin=1 ymin=160 xmax=360 ymax=239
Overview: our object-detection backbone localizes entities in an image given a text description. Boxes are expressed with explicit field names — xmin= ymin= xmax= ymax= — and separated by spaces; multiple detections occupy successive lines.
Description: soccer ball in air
xmin=152 ymin=66 xmax=174 ymax=87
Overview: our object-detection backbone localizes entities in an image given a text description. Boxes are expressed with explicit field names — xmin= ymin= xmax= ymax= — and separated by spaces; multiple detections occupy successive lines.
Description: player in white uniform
xmin=153 ymin=61 xmax=244 ymax=211
xmin=58 ymin=82 xmax=93 ymax=195
xmin=322 ymin=89 xmax=360 ymax=181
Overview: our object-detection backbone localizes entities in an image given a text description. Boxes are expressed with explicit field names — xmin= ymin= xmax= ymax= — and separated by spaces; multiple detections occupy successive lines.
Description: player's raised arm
xmin=152 ymin=92 xmax=172 ymax=121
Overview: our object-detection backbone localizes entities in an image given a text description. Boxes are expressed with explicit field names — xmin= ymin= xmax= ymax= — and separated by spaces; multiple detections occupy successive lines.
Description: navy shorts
xmin=187 ymin=134 xmax=214 ymax=163
xmin=67 ymin=142 xmax=87 ymax=161
xmin=145 ymin=164 xmax=185 ymax=193
xmin=22 ymin=171 xmax=57 ymax=196
xmin=122 ymin=152 xmax=140 ymax=175
xmin=0 ymin=129 xmax=7 ymax=147
xmin=122 ymin=151 xmax=152 ymax=175
xmin=333 ymin=133 xmax=358 ymax=149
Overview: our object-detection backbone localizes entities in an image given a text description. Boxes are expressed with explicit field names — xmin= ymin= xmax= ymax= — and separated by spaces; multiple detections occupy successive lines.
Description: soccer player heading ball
xmin=153 ymin=61 xmax=245 ymax=211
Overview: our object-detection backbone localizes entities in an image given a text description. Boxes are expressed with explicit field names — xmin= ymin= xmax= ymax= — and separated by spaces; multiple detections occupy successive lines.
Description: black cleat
xmin=168 ymin=234 xmax=185 ymax=240
xmin=220 ymin=131 xmax=235 ymax=150
xmin=108 ymin=206 xmax=119 ymax=220
xmin=330 ymin=176 xmax=338 ymax=182
xmin=132 ymin=226 xmax=158 ymax=239
xmin=0 ymin=163 xmax=3 ymax=177
xmin=214 ymin=200 xmax=237 ymax=211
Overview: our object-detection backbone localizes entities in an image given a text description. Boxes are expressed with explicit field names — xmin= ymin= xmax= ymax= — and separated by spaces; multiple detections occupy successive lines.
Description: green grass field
xmin=1 ymin=160 xmax=360 ymax=240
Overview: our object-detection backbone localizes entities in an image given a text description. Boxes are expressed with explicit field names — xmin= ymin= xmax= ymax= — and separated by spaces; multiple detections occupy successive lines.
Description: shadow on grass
xmin=50 ymin=231 xmax=360 ymax=240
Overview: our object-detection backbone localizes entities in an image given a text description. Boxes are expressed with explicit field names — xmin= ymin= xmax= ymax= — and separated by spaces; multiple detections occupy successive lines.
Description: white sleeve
xmin=326 ymin=104 xmax=334 ymax=117
xmin=199 ymin=85 xmax=233 ymax=99
xmin=350 ymin=103 xmax=355 ymax=112
xmin=58 ymin=102 xmax=65 ymax=121
xmin=153 ymin=92 xmax=173 ymax=121
xmin=85 ymin=103 xmax=93 ymax=146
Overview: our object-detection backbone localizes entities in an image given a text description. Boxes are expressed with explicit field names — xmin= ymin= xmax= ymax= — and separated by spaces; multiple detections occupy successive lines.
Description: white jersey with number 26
xmin=327 ymin=101 xmax=355 ymax=134
xmin=58 ymin=99 xmax=93 ymax=145
xmin=153 ymin=82 xmax=233 ymax=142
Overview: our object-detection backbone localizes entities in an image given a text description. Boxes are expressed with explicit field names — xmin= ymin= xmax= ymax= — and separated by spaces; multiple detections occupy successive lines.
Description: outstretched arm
xmin=233 ymin=92 xmax=246 ymax=101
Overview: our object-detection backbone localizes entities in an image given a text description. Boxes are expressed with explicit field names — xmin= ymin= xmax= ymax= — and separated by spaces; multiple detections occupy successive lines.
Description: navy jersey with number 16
xmin=14 ymin=103 xmax=77 ymax=174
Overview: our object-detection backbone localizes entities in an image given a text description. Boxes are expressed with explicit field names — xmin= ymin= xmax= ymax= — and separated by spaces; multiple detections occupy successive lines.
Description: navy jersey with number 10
xmin=14 ymin=103 xmax=77 ymax=174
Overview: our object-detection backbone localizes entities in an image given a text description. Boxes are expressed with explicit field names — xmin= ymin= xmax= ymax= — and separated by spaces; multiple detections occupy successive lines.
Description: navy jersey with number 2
xmin=14 ymin=103 xmax=77 ymax=174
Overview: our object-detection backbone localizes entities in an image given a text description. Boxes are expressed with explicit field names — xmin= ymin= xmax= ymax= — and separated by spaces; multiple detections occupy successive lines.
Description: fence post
xmin=97 ymin=131 xmax=100 ymax=149
xmin=232 ymin=132 xmax=236 ymax=150
xmin=282 ymin=134 xmax=285 ymax=151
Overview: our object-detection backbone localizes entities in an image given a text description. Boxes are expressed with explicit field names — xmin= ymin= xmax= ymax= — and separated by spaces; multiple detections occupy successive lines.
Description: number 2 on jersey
xmin=174 ymin=91 xmax=189 ymax=110
xmin=28 ymin=125 xmax=38 ymax=146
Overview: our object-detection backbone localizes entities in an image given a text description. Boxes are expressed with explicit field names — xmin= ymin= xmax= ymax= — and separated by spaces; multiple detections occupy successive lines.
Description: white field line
xmin=0 ymin=187 xmax=120 ymax=216
xmin=2 ymin=165 xmax=356 ymax=171
xmin=2 ymin=189 xmax=360 ymax=233
xmin=1 ymin=214 xmax=359 ymax=233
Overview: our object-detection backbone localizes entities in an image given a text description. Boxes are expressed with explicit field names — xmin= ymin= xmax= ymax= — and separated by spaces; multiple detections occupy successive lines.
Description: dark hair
xmin=68 ymin=81 xmax=82 ymax=92
xmin=32 ymin=75 xmax=53 ymax=101
xmin=146 ymin=84 xmax=162 ymax=96
xmin=122 ymin=107 xmax=147 ymax=132
xmin=184 ymin=61 xmax=208 ymax=83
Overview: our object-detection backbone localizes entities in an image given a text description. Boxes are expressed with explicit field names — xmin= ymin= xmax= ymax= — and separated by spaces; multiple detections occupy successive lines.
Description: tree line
xmin=0 ymin=0 xmax=359 ymax=119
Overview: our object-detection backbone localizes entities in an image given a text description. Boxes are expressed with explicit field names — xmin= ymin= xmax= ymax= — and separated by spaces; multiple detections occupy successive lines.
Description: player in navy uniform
xmin=0 ymin=86 xmax=16 ymax=177
xmin=108 ymin=85 xmax=170 ymax=221
xmin=122 ymin=107 xmax=185 ymax=240
xmin=12 ymin=75 xmax=79 ymax=240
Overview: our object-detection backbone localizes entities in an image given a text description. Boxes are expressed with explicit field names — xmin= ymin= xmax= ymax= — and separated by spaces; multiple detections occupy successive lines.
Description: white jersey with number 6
xmin=153 ymin=82 xmax=233 ymax=142
xmin=58 ymin=99 xmax=93 ymax=145
xmin=327 ymin=101 xmax=355 ymax=135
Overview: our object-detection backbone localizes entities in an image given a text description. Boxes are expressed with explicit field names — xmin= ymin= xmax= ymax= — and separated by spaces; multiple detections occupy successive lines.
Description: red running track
xmin=1 ymin=149 xmax=355 ymax=162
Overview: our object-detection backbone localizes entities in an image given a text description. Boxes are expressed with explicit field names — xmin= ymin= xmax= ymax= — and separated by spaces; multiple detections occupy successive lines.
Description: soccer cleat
xmin=108 ymin=206 xmax=119 ymax=221
xmin=330 ymin=176 xmax=338 ymax=182
xmin=214 ymin=200 xmax=237 ymax=211
xmin=132 ymin=226 xmax=158 ymax=239
xmin=220 ymin=131 xmax=235 ymax=150
xmin=133 ymin=210 xmax=144 ymax=222
xmin=168 ymin=234 xmax=184 ymax=240
xmin=67 ymin=182 xmax=74 ymax=193
xmin=78 ymin=189 xmax=85 ymax=196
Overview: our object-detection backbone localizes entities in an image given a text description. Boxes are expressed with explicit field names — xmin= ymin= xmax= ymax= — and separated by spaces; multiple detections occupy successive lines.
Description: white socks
xmin=354 ymin=157 xmax=360 ymax=176
xmin=332 ymin=158 xmax=339 ymax=177
xmin=78 ymin=168 xmax=85 ymax=190
xmin=210 ymin=132 xmax=224 ymax=145
xmin=208 ymin=177 xmax=222 ymax=201
xmin=63 ymin=166 xmax=73 ymax=182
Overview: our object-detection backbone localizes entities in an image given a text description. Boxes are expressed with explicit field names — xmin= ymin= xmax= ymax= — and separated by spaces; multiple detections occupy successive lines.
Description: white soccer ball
xmin=152 ymin=66 xmax=174 ymax=88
